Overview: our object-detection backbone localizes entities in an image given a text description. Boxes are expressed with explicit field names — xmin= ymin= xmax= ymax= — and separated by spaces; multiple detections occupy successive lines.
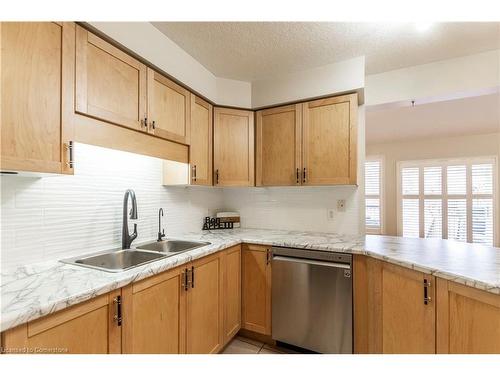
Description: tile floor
xmin=221 ymin=335 xmax=290 ymax=354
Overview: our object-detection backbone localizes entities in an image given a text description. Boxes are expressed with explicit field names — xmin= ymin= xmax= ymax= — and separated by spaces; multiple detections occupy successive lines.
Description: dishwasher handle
xmin=272 ymin=255 xmax=351 ymax=270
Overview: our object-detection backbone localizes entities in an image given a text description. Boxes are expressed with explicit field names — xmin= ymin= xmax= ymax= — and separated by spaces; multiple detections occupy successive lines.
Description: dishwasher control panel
xmin=271 ymin=246 xmax=352 ymax=266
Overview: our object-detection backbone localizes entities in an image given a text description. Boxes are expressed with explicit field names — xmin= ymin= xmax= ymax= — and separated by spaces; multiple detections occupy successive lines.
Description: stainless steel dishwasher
xmin=271 ymin=246 xmax=352 ymax=353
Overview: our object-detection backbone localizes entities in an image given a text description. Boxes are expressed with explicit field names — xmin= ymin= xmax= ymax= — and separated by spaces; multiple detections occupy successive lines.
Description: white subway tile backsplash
xmin=220 ymin=186 xmax=362 ymax=234
xmin=1 ymin=143 xmax=222 ymax=270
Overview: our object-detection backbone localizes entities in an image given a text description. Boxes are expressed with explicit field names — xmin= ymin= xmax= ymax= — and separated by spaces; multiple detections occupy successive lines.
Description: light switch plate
xmin=327 ymin=208 xmax=335 ymax=221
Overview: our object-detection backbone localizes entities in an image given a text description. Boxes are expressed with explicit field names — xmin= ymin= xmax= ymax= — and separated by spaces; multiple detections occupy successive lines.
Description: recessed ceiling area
xmin=152 ymin=22 xmax=500 ymax=81
xmin=366 ymin=93 xmax=500 ymax=145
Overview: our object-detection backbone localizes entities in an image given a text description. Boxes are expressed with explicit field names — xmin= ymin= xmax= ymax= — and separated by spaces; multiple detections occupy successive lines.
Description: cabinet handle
xmin=150 ymin=120 xmax=156 ymax=130
xmin=215 ymin=169 xmax=219 ymax=185
xmin=182 ymin=268 xmax=189 ymax=291
xmin=113 ymin=296 xmax=122 ymax=326
xmin=191 ymin=266 xmax=195 ymax=288
xmin=193 ymin=165 xmax=197 ymax=182
xmin=266 ymin=249 xmax=271 ymax=265
xmin=423 ymin=279 xmax=431 ymax=305
xmin=141 ymin=116 xmax=148 ymax=129
xmin=296 ymin=168 xmax=300 ymax=184
xmin=67 ymin=141 xmax=74 ymax=169
xmin=302 ymin=168 xmax=307 ymax=183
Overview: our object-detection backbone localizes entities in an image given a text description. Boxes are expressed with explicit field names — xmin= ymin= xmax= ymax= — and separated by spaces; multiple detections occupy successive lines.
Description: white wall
xmin=0 ymin=143 xmax=222 ymax=271
xmin=365 ymin=49 xmax=500 ymax=107
xmin=251 ymin=56 xmax=365 ymax=108
xmin=215 ymin=77 xmax=252 ymax=108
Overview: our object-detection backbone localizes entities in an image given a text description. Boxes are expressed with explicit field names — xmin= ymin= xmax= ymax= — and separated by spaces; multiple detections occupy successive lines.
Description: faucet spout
xmin=157 ymin=208 xmax=166 ymax=242
xmin=122 ymin=189 xmax=138 ymax=249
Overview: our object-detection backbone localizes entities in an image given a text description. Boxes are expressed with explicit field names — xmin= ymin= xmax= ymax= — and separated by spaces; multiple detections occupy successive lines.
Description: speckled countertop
xmin=1 ymin=228 xmax=499 ymax=332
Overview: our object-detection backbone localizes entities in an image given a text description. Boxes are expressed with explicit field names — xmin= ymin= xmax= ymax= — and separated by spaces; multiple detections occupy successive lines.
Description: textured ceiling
xmin=366 ymin=93 xmax=500 ymax=145
xmin=152 ymin=22 xmax=500 ymax=81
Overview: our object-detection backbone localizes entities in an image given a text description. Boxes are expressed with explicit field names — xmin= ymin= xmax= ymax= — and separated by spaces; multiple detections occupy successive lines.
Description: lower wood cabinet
xmin=241 ymin=244 xmax=272 ymax=335
xmin=436 ymin=279 xmax=500 ymax=354
xmin=1 ymin=291 xmax=121 ymax=354
xmin=122 ymin=266 xmax=186 ymax=354
xmin=223 ymin=245 xmax=242 ymax=344
xmin=186 ymin=252 xmax=224 ymax=354
xmin=354 ymin=255 xmax=436 ymax=354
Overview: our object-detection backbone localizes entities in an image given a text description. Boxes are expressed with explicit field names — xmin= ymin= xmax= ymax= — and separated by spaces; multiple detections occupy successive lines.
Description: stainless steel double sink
xmin=61 ymin=239 xmax=211 ymax=273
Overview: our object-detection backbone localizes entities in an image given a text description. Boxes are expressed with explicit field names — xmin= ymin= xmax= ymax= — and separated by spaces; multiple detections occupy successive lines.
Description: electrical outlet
xmin=327 ymin=208 xmax=335 ymax=221
xmin=337 ymin=199 xmax=346 ymax=212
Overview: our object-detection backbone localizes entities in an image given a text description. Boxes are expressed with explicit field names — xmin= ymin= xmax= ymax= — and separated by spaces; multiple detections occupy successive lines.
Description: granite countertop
xmin=1 ymin=228 xmax=499 ymax=332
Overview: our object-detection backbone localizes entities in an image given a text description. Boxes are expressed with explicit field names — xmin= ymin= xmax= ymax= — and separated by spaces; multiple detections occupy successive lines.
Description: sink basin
xmin=136 ymin=239 xmax=211 ymax=253
xmin=64 ymin=249 xmax=167 ymax=273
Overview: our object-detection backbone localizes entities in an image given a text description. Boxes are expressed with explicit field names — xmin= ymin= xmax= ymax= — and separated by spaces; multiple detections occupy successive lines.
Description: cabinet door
xmin=75 ymin=25 xmax=147 ymax=131
xmin=122 ymin=267 xmax=186 ymax=354
xmin=1 ymin=22 xmax=73 ymax=174
xmin=256 ymin=104 xmax=302 ymax=186
xmin=190 ymin=94 xmax=213 ymax=185
xmin=186 ymin=253 xmax=224 ymax=353
xmin=437 ymin=279 xmax=500 ymax=354
xmin=147 ymin=69 xmax=191 ymax=144
xmin=241 ymin=244 xmax=272 ymax=335
xmin=223 ymin=245 xmax=242 ymax=344
xmin=381 ymin=262 xmax=435 ymax=353
xmin=213 ymin=107 xmax=254 ymax=186
xmin=1 ymin=292 xmax=121 ymax=354
xmin=302 ymin=94 xmax=357 ymax=185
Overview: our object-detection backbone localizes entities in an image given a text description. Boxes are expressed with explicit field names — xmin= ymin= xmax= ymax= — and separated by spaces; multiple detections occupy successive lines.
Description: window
xmin=398 ymin=157 xmax=497 ymax=245
xmin=365 ymin=157 xmax=384 ymax=234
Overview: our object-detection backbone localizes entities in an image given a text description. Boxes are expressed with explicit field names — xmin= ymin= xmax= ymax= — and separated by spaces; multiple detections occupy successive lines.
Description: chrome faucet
xmin=122 ymin=189 xmax=138 ymax=249
xmin=157 ymin=208 xmax=166 ymax=242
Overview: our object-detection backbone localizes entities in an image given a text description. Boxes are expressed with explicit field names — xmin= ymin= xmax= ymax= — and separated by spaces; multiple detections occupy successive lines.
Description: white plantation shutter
xmin=472 ymin=164 xmax=493 ymax=194
xmin=448 ymin=199 xmax=467 ymax=242
xmin=402 ymin=199 xmax=419 ymax=237
xmin=471 ymin=164 xmax=494 ymax=244
xmin=447 ymin=165 xmax=467 ymax=194
xmin=399 ymin=158 xmax=496 ymax=246
xmin=402 ymin=167 xmax=419 ymax=195
xmin=424 ymin=199 xmax=442 ymax=238
xmin=365 ymin=159 xmax=383 ymax=234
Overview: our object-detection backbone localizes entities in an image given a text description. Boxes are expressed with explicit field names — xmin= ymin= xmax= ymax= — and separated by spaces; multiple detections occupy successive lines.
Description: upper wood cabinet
xmin=1 ymin=291 xmax=121 ymax=354
xmin=1 ymin=22 xmax=73 ymax=175
xmin=437 ymin=279 xmax=500 ymax=354
xmin=256 ymin=104 xmax=302 ymax=186
xmin=302 ymin=93 xmax=357 ymax=185
xmin=186 ymin=253 xmax=224 ymax=354
xmin=147 ymin=68 xmax=191 ymax=144
xmin=122 ymin=266 xmax=186 ymax=354
xmin=75 ymin=25 xmax=147 ymax=132
xmin=213 ymin=107 xmax=255 ymax=187
xmin=189 ymin=94 xmax=213 ymax=185
xmin=241 ymin=244 xmax=272 ymax=335
xmin=354 ymin=256 xmax=436 ymax=354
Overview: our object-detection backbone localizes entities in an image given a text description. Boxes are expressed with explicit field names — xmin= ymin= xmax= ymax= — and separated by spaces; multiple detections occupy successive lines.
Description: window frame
xmin=365 ymin=155 xmax=385 ymax=235
xmin=397 ymin=156 xmax=498 ymax=245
